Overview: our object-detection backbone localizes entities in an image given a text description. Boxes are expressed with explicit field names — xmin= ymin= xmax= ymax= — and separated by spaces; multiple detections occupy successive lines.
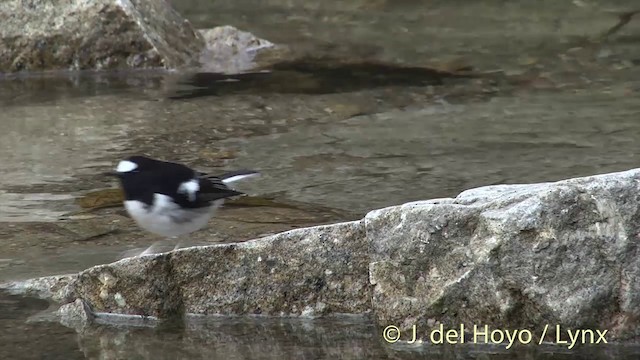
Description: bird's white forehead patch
xmin=178 ymin=179 xmax=200 ymax=201
xmin=116 ymin=160 xmax=138 ymax=173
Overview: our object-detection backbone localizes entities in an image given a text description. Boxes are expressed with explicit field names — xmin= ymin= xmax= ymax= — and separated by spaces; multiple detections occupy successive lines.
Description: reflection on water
xmin=77 ymin=316 xmax=382 ymax=360
xmin=2 ymin=290 xmax=640 ymax=360
xmin=0 ymin=291 xmax=83 ymax=360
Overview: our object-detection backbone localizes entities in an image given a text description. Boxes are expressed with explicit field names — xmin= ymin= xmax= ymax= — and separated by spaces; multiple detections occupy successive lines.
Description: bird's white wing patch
xmin=116 ymin=160 xmax=138 ymax=173
xmin=177 ymin=179 xmax=200 ymax=201
xmin=221 ymin=173 xmax=260 ymax=184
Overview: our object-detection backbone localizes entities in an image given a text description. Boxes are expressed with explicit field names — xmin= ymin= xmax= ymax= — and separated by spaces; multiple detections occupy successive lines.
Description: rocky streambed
xmin=5 ymin=168 xmax=640 ymax=347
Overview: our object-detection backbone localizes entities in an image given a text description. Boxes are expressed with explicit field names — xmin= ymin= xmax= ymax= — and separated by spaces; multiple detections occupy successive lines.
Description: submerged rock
xmin=198 ymin=25 xmax=285 ymax=74
xmin=168 ymin=57 xmax=463 ymax=99
xmin=0 ymin=0 xmax=204 ymax=72
xmin=4 ymin=168 xmax=640 ymax=342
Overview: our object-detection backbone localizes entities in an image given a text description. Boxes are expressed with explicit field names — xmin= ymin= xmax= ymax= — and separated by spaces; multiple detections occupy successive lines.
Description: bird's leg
xmin=172 ymin=236 xmax=182 ymax=251
xmin=139 ymin=242 xmax=161 ymax=256
xmin=119 ymin=241 xmax=160 ymax=259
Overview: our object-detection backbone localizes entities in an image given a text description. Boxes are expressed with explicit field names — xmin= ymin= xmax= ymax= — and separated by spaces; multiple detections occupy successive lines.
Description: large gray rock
xmin=0 ymin=0 xmax=204 ymax=72
xmin=368 ymin=168 xmax=640 ymax=342
xmin=4 ymin=168 xmax=640 ymax=342
xmin=5 ymin=221 xmax=370 ymax=318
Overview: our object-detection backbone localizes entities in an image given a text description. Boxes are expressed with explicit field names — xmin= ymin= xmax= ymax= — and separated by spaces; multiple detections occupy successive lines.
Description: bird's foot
xmin=172 ymin=241 xmax=182 ymax=251
xmin=119 ymin=242 xmax=162 ymax=258
xmin=119 ymin=240 xmax=182 ymax=260
xmin=118 ymin=244 xmax=159 ymax=259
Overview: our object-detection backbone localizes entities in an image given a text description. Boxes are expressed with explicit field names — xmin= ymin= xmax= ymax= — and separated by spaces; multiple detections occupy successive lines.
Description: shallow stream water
xmin=1 ymin=0 xmax=639 ymax=358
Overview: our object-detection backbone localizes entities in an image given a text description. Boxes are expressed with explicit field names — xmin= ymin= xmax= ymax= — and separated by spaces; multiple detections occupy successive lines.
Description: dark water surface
xmin=1 ymin=0 xmax=640 ymax=358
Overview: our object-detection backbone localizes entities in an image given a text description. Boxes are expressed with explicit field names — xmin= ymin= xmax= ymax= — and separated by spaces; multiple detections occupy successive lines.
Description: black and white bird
xmin=107 ymin=155 xmax=258 ymax=255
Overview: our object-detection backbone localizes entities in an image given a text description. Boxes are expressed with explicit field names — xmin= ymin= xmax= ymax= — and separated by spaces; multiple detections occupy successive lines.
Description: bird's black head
xmin=104 ymin=155 xmax=162 ymax=179
xmin=105 ymin=156 xmax=166 ymax=202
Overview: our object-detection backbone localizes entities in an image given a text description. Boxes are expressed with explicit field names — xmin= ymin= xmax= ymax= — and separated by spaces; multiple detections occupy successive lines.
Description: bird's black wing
xmin=170 ymin=175 xmax=244 ymax=209
xmin=195 ymin=175 xmax=244 ymax=203
xmin=154 ymin=162 xmax=244 ymax=209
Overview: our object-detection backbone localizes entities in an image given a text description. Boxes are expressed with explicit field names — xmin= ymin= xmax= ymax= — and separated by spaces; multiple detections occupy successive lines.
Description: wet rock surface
xmin=5 ymin=168 xmax=640 ymax=343
xmin=0 ymin=0 xmax=204 ymax=72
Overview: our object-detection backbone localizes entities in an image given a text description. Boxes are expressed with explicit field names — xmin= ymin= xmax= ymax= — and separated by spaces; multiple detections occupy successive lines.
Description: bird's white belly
xmin=124 ymin=194 xmax=222 ymax=237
